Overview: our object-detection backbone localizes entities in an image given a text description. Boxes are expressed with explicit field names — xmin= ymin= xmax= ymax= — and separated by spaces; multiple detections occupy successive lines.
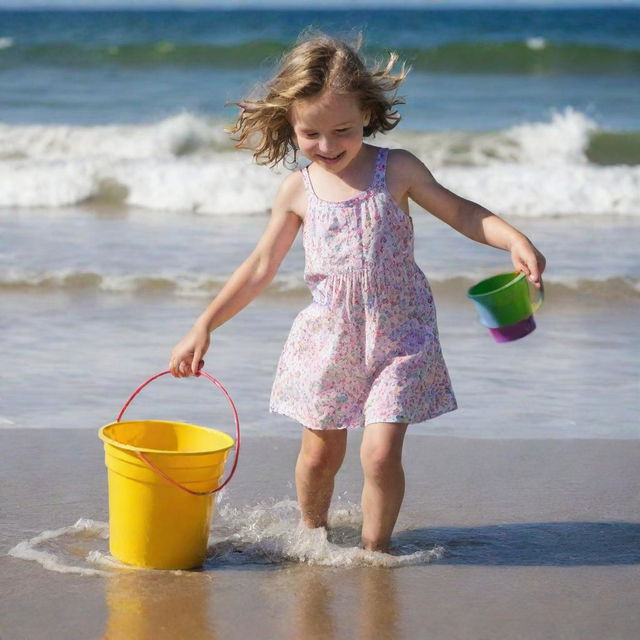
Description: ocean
xmin=1 ymin=7 xmax=638 ymax=440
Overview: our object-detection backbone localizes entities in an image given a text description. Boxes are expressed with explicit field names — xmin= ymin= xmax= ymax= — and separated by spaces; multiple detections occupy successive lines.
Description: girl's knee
xmin=299 ymin=447 xmax=343 ymax=475
xmin=360 ymin=444 xmax=403 ymax=480
xmin=298 ymin=429 xmax=346 ymax=475
xmin=360 ymin=423 xmax=407 ymax=472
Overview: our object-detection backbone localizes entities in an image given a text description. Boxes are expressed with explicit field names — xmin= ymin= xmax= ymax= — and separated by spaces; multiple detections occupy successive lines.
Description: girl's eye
xmin=336 ymin=128 xmax=350 ymax=134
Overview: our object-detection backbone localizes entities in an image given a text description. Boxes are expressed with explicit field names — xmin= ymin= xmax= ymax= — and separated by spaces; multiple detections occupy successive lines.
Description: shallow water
xmin=1 ymin=239 xmax=638 ymax=440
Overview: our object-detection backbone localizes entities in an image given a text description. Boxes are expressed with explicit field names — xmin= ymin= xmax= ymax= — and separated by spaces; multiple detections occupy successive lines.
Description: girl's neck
xmin=309 ymin=143 xmax=377 ymax=194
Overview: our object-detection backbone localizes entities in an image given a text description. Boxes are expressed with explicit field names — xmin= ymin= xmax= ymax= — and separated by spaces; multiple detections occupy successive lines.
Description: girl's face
xmin=289 ymin=91 xmax=370 ymax=173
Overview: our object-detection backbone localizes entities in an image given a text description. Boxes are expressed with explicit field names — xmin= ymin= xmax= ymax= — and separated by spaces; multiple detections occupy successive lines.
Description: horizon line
xmin=2 ymin=2 xmax=639 ymax=9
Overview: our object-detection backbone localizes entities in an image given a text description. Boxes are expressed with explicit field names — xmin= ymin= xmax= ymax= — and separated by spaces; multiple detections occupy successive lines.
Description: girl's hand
xmin=169 ymin=323 xmax=210 ymax=378
xmin=510 ymin=237 xmax=546 ymax=289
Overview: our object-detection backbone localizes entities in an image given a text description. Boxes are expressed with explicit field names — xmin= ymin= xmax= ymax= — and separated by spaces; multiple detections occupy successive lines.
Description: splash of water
xmin=7 ymin=498 xmax=445 ymax=576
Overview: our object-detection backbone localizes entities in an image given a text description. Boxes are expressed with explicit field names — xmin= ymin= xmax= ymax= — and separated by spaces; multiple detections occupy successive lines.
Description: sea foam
xmin=7 ymin=499 xmax=444 ymax=576
xmin=0 ymin=109 xmax=637 ymax=217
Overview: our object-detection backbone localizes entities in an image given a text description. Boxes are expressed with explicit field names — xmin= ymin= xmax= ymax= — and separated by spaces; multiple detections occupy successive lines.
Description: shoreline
xmin=2 ymin=429 xmax=639 ymax=639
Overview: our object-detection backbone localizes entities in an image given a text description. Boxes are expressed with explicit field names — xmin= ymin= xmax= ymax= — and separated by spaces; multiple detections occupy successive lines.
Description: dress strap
xmin=370 ymin=147 xmax=389 ymax=189
xmin=300 ymin=166 xmax=316 ymax=199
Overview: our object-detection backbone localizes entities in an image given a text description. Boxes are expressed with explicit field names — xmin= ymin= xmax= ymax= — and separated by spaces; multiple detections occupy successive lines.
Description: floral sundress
xmin=269 ymin=146 xmax=457 ymax=430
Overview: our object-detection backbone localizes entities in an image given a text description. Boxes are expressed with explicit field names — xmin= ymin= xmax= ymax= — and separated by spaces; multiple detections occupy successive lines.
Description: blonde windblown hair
xmin=227 ymin=32 xmax=409 ymax=167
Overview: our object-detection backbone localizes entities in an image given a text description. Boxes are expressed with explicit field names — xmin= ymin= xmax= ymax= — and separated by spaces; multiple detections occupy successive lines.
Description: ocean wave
xmin=0 ymin=112 xmax=232 ymax=161
xmin=403 ymin=40 xmax=640 ymax=75
xmin=1 ymin=268 xmax=637 ymax=303
xmin=2 ymin=40 xmax=639 ymax=75
xmin=1 ymin=109 xmax=639 ymax=216
xmin=3 ymin=108 xmax=637 ymax=168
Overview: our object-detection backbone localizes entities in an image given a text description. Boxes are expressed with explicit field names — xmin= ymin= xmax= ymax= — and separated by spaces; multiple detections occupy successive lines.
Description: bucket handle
xmin=116 ymin=370 xmax=240 ymax=497
xmin=529 ymin=277 xmax=544 ymax=313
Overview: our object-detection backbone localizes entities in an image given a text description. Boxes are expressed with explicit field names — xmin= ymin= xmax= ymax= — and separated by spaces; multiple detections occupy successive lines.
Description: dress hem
xmin=269 ymin=401 xmax=458 ymax=431
xmin=269 ymin=406 xmax=362 ymax=430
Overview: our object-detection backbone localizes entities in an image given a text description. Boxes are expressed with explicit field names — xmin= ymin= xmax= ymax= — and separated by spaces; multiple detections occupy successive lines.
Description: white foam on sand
xmin=7 ymin=500 xmax=444 ymax=576
xmin=8 ymin=518 xmax=112 ymax=577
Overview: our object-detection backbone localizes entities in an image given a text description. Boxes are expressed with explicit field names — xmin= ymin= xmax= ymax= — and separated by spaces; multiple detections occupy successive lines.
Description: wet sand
xmin=1 ymin=429 xmax=639 ymax=640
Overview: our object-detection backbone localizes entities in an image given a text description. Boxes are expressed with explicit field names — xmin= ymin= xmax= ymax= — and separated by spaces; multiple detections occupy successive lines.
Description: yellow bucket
xmin=99 ymin=370 xmax=240 ymax=570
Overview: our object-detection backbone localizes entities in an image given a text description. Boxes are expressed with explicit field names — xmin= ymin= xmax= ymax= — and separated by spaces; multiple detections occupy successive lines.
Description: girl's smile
xmin=316 ymin=151 xmax=345 ymax=164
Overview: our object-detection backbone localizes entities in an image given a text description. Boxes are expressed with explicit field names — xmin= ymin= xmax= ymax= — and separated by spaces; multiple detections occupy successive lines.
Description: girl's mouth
xmin=317 ymin=151 xmax=345 ymax=164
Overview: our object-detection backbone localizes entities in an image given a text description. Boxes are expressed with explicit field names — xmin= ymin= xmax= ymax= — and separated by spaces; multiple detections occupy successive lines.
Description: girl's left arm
xmin=398 ymin=151 xmax=546 ymax=288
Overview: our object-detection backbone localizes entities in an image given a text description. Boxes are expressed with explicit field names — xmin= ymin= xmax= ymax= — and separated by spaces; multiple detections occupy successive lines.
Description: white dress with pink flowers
xmin=269 ymin=147 xmax=457 ymax=430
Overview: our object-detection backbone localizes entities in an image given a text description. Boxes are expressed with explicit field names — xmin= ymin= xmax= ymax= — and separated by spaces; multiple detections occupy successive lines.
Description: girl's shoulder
xmin=274 ymin=168 xmax=307 ymax=221
xmin=387 ymin=147 xmax=421 ymax=170
xmin=386 ymin=148 xmax=425 ymax=191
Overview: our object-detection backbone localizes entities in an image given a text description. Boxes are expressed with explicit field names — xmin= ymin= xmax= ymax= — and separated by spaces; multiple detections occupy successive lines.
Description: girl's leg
xmin=296 ymin=426 xmax=348 ymax=528
xmin=360 ymin=422 xmax=408 ymax=552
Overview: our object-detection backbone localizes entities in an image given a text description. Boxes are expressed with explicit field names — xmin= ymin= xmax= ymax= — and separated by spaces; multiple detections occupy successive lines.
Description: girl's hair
xmin=227 ymin=32 xmax=409 ymax=167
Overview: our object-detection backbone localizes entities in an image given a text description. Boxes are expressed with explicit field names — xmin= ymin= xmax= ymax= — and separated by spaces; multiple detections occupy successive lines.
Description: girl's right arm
xmin=169 ymin=172 xmax=305 ymax=377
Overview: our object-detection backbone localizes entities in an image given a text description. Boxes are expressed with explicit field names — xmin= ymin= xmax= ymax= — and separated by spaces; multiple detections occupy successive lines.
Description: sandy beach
xmin=2 ymin=429 xmax=639 ymax=640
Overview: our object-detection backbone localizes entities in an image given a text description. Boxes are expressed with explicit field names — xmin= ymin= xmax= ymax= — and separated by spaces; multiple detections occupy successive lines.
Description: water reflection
xmin=102 ymin=571 xmax=217 ymax=640
xmin=277 ymin=564 xmax=400 ymax=640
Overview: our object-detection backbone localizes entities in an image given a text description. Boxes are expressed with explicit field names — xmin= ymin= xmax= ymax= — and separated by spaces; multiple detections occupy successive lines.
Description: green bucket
xmin=467 ymin=271 xmax=544 ymax=329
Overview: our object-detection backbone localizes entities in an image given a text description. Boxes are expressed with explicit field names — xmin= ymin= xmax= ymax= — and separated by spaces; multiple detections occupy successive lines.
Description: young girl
xmin=169 ymin=34 xmax=546 ymax=553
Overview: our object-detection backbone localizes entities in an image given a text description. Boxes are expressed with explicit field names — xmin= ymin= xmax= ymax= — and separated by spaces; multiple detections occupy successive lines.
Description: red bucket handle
xmin=116 ymin=370 xmax=240 ymax=496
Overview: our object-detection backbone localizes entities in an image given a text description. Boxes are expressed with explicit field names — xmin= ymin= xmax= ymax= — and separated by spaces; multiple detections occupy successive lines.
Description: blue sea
xmin=0 ymin=7 xmax=638 ymax=438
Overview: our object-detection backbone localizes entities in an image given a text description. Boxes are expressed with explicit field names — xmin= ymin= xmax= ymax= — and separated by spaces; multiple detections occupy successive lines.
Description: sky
xmin=1 ymin=0 xmax=638 ymax=8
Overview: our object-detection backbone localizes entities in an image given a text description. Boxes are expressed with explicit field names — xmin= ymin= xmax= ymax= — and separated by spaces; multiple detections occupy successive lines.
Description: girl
xmin=169 ymin=34 xmax=546 ymax=553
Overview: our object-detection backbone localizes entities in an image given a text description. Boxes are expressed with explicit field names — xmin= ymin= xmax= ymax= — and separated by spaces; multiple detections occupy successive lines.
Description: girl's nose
xmin=318 ymin=137 xmax=335 ymax=153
